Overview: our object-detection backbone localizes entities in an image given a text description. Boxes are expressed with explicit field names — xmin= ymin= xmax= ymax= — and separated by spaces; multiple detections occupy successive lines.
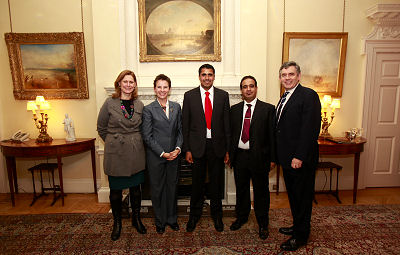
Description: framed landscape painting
xmin=5 ymin=32 xmax=89 ymax=100
xmin=282 ymin=32 xmax=348 ymax=97
xmin=138 ymin=0 xmax=221 ymax=62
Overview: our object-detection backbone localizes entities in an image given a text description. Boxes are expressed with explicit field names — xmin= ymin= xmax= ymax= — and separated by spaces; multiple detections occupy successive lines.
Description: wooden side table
xmin=275 ymin=137 xmax=366 ymax=204
xmin=0 ymin=138 xmax=97 ymax=206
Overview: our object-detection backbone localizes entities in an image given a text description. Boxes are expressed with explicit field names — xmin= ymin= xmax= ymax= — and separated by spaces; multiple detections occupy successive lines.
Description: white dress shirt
xmin=238 ymin=98 xmax=257 ymax=150
xmin=200 ymin=85 xmax=214 ymax=139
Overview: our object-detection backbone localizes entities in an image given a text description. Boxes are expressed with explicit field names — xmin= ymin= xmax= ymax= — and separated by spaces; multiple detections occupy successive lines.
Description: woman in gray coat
xmin=97 ymin=70 xmax=147 ymax=241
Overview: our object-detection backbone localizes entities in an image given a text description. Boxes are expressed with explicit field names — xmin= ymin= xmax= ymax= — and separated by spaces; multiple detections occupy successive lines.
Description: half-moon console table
xmin=0 ymin=138 xmax=97 ymax=206
xmin=276 ymin=137 xmax=366 ymax=204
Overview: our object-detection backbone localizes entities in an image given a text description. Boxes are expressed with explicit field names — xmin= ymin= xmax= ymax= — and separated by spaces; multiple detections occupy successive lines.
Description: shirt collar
xmin=156 ymin=99 xmax=169 ymax=108
xmin=200 ymin=85 xmax=214 ymax=96
xmin=285 ymin=83 xmax=299 ymax=94
xmin=244 ymin=98 xmax=257 ymax=107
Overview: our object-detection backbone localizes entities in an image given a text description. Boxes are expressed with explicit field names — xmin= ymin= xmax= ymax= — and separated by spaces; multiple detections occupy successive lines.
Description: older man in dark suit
xmin=275 ymin=61 xmax=321 ymax=251
xmin=182 ymin=64 xmax=230 ymax=232
xmin=229 ymin=75 xmax=275 ymax=240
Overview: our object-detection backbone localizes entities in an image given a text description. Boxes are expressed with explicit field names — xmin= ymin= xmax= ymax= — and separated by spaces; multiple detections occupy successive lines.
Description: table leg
xmin=90 ymin=145 xmax=97 ymax=194
xmin=5 ymin=156 xmax=16 ymax=206
xmin=57 ymin=156 xmax=64 ymax=206
xmin=353 ymin=152 xmax=361 ymax=204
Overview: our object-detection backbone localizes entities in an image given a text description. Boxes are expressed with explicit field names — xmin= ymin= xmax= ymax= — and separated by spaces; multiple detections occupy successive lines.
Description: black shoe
xmin=213 ymin=217 xmax=224 ymax=232
xmin=230 ymin=218 xmax=248 ymax=231
xmin=167 ymin=222 xmax=179 ymax=231
xmin=279 ymin=226 xmax=294 ymax=236
xmin=259 ymin=226 xmax=269 ymax=240
xmin=156 ymin=225 xmax=165 ymax=234
xmin=186 ymin=217 xmax=199 ymax=232
xmin=280 ymin=237 xmax=307 ymax=251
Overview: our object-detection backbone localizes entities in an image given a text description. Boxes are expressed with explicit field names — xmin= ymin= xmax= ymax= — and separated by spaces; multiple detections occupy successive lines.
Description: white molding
xmin=362 ymin=4 xmax=400 ymax=53
xmin=104 ymin=85 xmax=242 ymax=106
xmin=97 ymin=186 xmax=110 ymax=203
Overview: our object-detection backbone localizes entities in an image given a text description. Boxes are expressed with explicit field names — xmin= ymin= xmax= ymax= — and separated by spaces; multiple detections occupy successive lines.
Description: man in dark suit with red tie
xmin=275 ymin=61 xmax=321 ymax=251
xmin=229 ymin=76 xmax=275 ymax=240
xmin=182 ymin=64 xmax=230 ymax=232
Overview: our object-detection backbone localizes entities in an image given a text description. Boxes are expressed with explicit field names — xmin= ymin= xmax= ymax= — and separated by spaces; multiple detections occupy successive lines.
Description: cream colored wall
xmin=240 ymin=1 xmax=268 ymax=101
xmin=0 ymin=0 xmax=99 ymax=193
xmin=0 ymin=0 xmax=397 ymax=194
xmin=266 ymin=0 xmax=399 ymax=190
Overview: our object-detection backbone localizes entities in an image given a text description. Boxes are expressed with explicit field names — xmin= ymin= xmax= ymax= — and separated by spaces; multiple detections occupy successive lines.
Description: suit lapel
xmin=168 ymin=101 xmax=177 ymax=122
xmin=280 ymin=84 xmax=302 ymax=120
xmin=153 ymin=100 xmax=169 ymax=122
xmin=195 ymin=87 xmax=206 ymax=121
xmin=250 ymin=99 xmax=261 ymax=128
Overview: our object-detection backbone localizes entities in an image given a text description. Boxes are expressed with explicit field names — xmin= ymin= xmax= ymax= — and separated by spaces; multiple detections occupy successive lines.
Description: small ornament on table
xmin=63 ymin=113 xmax=76 ymax=141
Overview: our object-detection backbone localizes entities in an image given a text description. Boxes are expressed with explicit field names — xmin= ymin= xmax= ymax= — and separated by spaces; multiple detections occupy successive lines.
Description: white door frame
xmin=360 ymin=3 xmax=400 ymax=188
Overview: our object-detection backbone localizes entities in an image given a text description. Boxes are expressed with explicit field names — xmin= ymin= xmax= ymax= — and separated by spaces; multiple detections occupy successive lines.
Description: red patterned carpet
xmin=0 ymin=204 xmax=399 ymax=254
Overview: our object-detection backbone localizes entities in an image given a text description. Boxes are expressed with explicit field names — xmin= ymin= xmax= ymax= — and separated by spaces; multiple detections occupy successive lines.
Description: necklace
xmin=120 ymin=99 xmax=134 ymax=119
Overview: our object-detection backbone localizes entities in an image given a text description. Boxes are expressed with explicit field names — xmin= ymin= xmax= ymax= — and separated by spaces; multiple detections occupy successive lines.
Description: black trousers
xmin=233 ymin=149 xmax=270 ymax=227
xmin=283 ymin=163 xmax=316 ymax=241
xmin=189 ymin=139 xmax=224 ymax=219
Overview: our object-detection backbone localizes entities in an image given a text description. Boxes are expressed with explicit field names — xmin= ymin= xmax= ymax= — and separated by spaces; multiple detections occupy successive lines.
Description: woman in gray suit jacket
xmin=141 ymin=74 xmax=183 ymax=234
xmin=97 ymin=70 xmax=147 ymax=241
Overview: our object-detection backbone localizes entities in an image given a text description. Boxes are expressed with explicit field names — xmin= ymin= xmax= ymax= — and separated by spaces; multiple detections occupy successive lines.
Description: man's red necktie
xmin=205 ymin=91 xmax=212 ymax=129
xmin=241 ymin=104 xmax=252 ymax=143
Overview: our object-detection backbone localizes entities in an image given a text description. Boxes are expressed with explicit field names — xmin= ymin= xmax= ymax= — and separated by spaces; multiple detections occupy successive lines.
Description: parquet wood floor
xmin=0 ymin=187 xmax=399 ymax=215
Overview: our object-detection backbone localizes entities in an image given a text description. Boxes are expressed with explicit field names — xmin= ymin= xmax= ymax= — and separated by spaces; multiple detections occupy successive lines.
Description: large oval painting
xmin=146 ymin=1 xmax=214 ymax=55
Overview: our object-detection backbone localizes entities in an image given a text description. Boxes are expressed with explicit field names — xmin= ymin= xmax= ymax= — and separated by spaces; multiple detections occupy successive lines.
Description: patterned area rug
xmin=1 ymin=204 xmax=399 ymax=254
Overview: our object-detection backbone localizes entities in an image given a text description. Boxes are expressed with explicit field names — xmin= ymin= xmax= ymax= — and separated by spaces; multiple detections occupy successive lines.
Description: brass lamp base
xmin=36 ymin=133 xmax=53 ymax=143
xmin=319 ymin=132 xmax=332 ymax=139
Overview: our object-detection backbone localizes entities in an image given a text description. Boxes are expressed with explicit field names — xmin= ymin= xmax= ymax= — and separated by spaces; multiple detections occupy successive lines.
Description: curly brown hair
xmin=112 ymin=70 xmax=138 ymax=100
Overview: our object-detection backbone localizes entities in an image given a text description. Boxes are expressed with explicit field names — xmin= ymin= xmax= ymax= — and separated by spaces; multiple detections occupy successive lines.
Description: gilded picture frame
xmin=5 ymin=32 xmax=89 ymax=100
xmin=138 ymin=0 xmax=221 ymax=62
xmin=282 ymin=32 xmax=348 ymax=97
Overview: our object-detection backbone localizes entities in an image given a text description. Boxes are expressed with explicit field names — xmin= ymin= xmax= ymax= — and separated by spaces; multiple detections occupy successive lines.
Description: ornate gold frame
xmin=5 ymin=32 xmax=89 ymax=100
xmin=138 ymin=0 xmax=221 ymax=62
xmin=282 ymin=32 xmax=348 ymax=97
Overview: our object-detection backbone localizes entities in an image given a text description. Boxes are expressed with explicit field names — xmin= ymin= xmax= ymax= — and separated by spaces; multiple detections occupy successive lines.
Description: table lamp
xmin=320 ymin=95 xmax=341 ymax=138
xmin=27 ymin=96 xmax=53 ymax=143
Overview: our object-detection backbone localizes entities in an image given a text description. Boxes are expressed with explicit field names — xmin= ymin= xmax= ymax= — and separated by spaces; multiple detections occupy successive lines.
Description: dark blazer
xmin=230 ymin=99 xmax=276 ymax=169
xmin=182 ymin=86 xmax=230 ymax=158
xmin=141 ymin=100 xmax=183 ymax=161
xmin=275 ymin=84 xmax=321 ymax=169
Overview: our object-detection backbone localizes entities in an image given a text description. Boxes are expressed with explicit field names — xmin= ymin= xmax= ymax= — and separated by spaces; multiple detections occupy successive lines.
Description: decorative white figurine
xmin=63 ymin=113 xmax=76 ymax=141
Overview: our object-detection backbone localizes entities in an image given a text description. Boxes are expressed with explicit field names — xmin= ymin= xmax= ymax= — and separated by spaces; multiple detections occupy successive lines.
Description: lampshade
xmin=35 ymin=96 xmax=45 ymax=105
xmin=27 ymin=101 xmax=38 ymax=111
xmin=40 ymin=101 xmax=51 ymax=110
xmin=322 ymin=95 xmax=332 ymax=105
xmin=331 ymin=99 xmax=341 ymax=109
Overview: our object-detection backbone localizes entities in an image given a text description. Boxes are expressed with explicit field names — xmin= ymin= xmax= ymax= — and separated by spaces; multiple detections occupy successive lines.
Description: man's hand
xmin=185 ymin=151 xmax=193 ymax=164
xmin=291 ymin=158 xmax=303 ymax=169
